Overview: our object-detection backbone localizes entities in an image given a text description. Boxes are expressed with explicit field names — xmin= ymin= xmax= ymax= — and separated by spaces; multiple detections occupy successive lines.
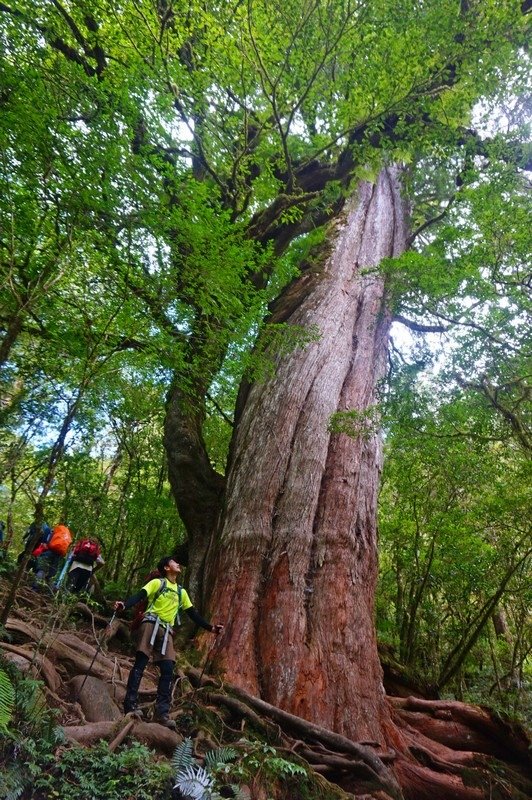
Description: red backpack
xmin=31 ymin=543 xmax=48 ymax=558
xmin=73 ymin=538 xmax=100 ymax=565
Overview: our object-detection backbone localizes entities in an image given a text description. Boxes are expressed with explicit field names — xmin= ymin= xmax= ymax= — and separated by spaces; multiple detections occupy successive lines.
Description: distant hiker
xmin=0 ymin=520 xmax=5 ymax=543
xmin=32 ymin=523 xmax=72 ymax=590
xmin=18 ymin=521 xmax=52 ymax=566
xmin=25 ymin=520 xmax=52 ymax=547
xmin=66 ymin=538 xmax=105 ymax=593
xmin=114 ymin=556 xmax=223 ymax=729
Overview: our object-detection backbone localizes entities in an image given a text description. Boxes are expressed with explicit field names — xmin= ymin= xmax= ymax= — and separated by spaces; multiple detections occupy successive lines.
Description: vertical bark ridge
xmin=295 ymin=168 xmax=405 ymax=740
xmin=271 ymin=175 xmax=394 ymax=734
xmin=206 ymin=166 xmax=408 ymax=744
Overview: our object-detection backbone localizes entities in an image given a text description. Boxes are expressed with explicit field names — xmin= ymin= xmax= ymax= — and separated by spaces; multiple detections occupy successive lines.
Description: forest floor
xmin=0 ymin=583 xmax=530 ymax=800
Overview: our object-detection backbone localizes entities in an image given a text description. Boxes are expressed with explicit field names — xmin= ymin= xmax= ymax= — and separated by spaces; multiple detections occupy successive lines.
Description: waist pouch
xmin=142 ymin=614 xmax=172 ymax=655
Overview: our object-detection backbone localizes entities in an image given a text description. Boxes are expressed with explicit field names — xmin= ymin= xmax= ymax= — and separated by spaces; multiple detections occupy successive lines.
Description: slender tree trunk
xmin=109 ymin=461 xmax=133 ymax=583
xmin=4 ymin=467 xmax=17 ymax=550
xmin=204 ymin=167 xmax=407 ymax=744
xmin=89 ymin=444 xmax=123 ymax=535
xmin=438 ymin=547 xmax=532 ymax=690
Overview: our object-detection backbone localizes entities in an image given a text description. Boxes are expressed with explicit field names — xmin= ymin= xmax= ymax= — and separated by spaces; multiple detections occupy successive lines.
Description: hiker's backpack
xmin=130 ymin=569 xmax=161 ymax=631
xmin=48 ymin=524 xmax=72 ymax=556
xmin=41 ymin=523 xmax=52 ymax=543
xmin=25 ymin=522 xmax=52 ymax=546
xmin=73 ymin=538 xmax=100 ymax=565
xmin=130 ymin=573 xmax=183 ymax=632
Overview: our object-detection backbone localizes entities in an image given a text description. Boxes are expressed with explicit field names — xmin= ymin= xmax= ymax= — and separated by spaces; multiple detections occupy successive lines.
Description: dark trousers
xmin=33 ymin=550 xmax=62 ymax=586
xmin=67 ymin=567 xmax=92 ymax=593
xmin=124 ymin=652 xmax=174 ymax=717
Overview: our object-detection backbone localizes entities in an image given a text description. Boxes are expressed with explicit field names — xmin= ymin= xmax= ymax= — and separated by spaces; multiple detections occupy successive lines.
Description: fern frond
xmin=6 ymin=786 xmax=24 ymax=800
xmin=0 ymin=765 xmax=25 ymax=800
xmin=174 ymin=764 xmax=214 ymax=799
xmin=14 ymin=676 xmax=47 ymax=724
xmin=0 ymin=667 xmax=15 ymax=730
xmin=171 ymin=736 xmax=195 ymax=773
xmin=204 ymin=745 xmax=238 ymax=770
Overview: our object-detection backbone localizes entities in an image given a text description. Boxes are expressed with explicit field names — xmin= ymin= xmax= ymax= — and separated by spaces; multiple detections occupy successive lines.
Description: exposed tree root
xmin=1 ymin=606 xmax=530 ymax=800
xmin=0 ymin=640 xmax=62 ymax=692
xmin=63 ymin=718 xmax=180 ymax=754
xmin=108 ymin=718 xmax=136 ymax=752
xmin=185 ymin=668 xmax=531 ymax=800
xmin=203 ymin=691 xmax=285 ymax=740
xmin=202 ymin=678 xmax=402 ymax=799
xmin=391 ymin=696 xmax=530 ymax=763
xmin=394 ymin=760 xmax=484 ymax=800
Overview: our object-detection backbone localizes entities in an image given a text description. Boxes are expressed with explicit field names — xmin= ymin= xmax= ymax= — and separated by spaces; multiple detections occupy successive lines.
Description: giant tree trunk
xmin=204 ymin=166 xmax=406 ymax=744
xmin=164 ymin=382 xmax=226 ymax=599
xmin=164 ymin=167 xmax=531 ymax=799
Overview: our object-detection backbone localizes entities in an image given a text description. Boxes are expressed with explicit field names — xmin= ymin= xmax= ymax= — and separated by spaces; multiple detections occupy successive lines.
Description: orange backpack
xmin=48 ymin=524 xmax=72 ymax=556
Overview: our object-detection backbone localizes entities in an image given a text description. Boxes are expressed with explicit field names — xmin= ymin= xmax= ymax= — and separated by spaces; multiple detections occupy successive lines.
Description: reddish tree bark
xmin=203 ymin=166 xmax=406 ymax=745
xmin=171 ymin=169 xmax=531 ymax=798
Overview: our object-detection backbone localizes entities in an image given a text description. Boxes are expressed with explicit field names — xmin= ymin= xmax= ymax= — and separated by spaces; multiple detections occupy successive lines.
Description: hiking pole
xmin=53 ymin=547 xmax=74 ymax=590
xmin=76 ymin=611 xmax=117 ymax=699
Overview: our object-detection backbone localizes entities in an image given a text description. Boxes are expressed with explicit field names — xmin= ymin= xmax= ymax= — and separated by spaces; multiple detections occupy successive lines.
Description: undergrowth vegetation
xmin=0 ymin=658 xmax=171 ymax=800
xmin=0 ymin=655 xmax=348 ymax=800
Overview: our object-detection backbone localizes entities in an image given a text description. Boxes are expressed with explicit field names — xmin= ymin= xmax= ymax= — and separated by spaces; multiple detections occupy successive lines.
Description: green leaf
xmin=0 ymin=667 xmax=15 ymax=730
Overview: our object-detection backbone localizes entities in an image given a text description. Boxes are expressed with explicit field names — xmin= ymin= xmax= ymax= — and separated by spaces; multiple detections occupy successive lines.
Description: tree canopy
xmin=1 ymin=0 xmax=531 ymax=785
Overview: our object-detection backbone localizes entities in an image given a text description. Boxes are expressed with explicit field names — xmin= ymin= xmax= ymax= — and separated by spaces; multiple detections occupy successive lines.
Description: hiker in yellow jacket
xmin=114 ymin=556 xmax=223 ymax=728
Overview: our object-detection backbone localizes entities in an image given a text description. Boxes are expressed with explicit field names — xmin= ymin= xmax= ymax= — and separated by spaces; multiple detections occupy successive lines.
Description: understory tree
xmin=379 ymin=375 xmax=531 ymax=714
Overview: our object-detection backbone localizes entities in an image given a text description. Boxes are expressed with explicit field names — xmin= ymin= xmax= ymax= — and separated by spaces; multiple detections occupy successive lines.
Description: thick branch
xmin=393 ymin=315 xmax=448 ymax=334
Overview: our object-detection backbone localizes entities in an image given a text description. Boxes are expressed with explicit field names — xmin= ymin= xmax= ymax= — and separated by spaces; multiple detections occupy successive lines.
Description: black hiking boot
xmin=124 ymin=707 xmax=144 ymax=718
xmin=153 ymin=713 xmax=176 ymax=730
xmin=123 ymin=662 xmax=145 ymax=716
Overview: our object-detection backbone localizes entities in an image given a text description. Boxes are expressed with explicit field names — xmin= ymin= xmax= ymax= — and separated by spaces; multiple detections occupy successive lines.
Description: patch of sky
xmin=166 ymin=305 xmax=193 ymax=333
xmin=158 ymin=94 xmax=194 ymax=147
xmin=391 ymin=84 xmax=530 ymax=377
xmin=474 ymin=57 xmax=531 ymax=137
